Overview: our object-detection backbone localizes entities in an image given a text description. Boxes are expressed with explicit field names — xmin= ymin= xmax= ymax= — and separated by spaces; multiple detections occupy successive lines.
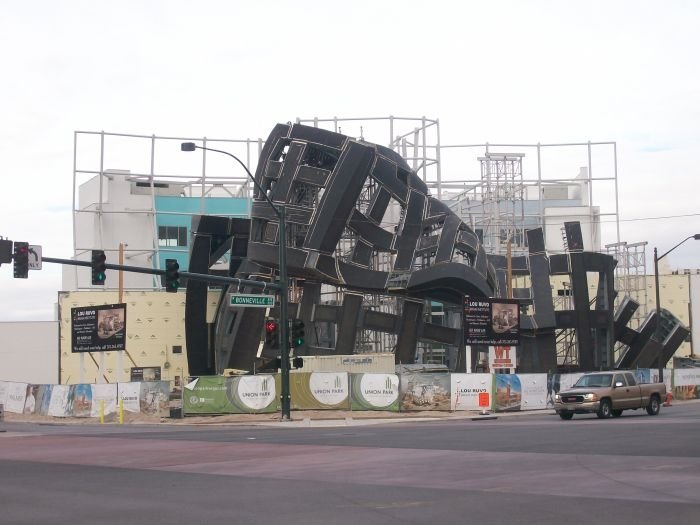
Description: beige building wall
xmin=58 ymin=290 xmax=221 ymax=385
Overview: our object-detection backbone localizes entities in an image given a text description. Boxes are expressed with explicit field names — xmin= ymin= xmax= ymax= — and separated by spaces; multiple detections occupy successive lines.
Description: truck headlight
xmin=554 ymin=394 xmax=560 ymax=401
xmin=583 ymin=393 xmax=598 ymax=401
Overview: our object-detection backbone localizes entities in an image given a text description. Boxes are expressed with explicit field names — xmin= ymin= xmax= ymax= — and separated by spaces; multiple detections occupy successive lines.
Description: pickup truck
xmin=554 ymin=371 xmax=666 ymax=420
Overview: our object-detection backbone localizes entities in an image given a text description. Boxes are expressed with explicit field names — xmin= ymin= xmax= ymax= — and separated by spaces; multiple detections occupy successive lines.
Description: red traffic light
xmin=265 ymin=320 xmax=278 ymax=333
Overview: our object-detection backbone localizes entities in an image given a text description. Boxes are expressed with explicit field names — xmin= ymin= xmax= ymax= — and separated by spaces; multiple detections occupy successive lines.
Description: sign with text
xmin=463 ymin=297 xmax=520 ymax=346
xmin=130 ymin=366 xmax=162 ymax=382
xmin=71 ymin=303 xmax=127 ymax=353
xmin=229 ymin=293 xmax=275 ymax=308
xmin=28 ymin=245 xmax=42 ymax=270
xmin=489 ymin=345 xmax=517 ymax=370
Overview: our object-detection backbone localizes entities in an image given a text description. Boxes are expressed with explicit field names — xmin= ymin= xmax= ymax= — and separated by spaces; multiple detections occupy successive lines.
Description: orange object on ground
xmin=478 ymin=392 xmax=490 ymax=408
xmin=663 ymin=392 xmax=673 ymax=407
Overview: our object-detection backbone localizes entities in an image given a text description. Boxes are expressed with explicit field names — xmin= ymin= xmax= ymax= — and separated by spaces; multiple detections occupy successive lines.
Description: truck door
xmin=624 ymin=372 xmax=643 ymax=407
xmin=612 ymin=373 xmax=632 ymax=409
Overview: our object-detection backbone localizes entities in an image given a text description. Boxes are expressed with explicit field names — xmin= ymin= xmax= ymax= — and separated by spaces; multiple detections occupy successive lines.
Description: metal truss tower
xmin=605 ymin=241 xmax=649 ymax=329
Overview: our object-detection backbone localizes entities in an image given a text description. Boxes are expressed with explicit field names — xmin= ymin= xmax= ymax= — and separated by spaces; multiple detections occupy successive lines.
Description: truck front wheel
xmin=559 ymin=412 xmax=573 ymax=420
xmin=597 ymin=399 xmax=612 ymax=419
xmin=646 ymin=395 xmax=661 ymax=416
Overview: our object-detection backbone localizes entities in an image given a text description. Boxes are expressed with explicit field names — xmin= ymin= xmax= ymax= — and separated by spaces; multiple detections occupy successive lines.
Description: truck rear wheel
xmin=646 ymin=395 xmax=661 ymax=416
xmin=597 ymin=399 xmax=612 ymax=419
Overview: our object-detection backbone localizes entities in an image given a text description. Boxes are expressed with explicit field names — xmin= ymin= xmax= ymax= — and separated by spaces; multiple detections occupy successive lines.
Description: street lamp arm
xmin=181 ymin=143 xmax=281 ymax=220
xmin=657 ymin=234 xmax=700 ymax=262
xmin=654 ymin=233 xmax=699 ymax=382
xmin=181 ymin=140 xmax=291 ymax=420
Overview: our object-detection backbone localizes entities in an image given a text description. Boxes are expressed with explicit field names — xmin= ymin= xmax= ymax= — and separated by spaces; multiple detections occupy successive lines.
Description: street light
xmin=654 ymin=234 xmax=700 ymax=382
xmin=181 ymin=142 xmax=291 ymax=420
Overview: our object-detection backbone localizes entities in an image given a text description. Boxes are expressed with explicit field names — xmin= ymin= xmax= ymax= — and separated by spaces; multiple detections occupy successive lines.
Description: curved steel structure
xmin=183 ymin=124 xmax=687 ymax=376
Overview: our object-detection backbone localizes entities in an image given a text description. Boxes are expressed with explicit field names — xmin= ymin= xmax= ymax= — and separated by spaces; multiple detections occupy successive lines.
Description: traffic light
xmin=164 ymin=258 xmax=180 ymax=292
xmin=91 ymin=250 xmax=107 ymax=285
xmin=0 ymin=239 xmax=12 ymax=265
xmin=291 ymin=319 xmax=305 ymax=347
xmin=265 ymin=318 xmax=279 ymax=348
xmin=13 ymin=242 xmax=29 ymax=279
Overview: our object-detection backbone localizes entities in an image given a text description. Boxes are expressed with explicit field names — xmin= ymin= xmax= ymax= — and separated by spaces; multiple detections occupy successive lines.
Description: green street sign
xmin=229 ymin=293 xmax=276 ymax=308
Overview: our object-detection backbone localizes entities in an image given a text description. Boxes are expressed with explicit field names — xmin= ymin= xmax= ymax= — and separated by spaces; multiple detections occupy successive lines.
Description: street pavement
xmin=2 ymin=401 xmax=700 ymax=524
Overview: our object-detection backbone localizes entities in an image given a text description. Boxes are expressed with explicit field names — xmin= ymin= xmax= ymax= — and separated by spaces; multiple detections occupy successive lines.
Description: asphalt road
xmin=2 ymin=403 xmax=700 ymax=524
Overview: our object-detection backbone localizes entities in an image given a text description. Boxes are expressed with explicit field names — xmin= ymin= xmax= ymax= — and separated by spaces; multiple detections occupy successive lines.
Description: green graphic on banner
xmin=229 ymin=375 xmax=278 ymax=413
xmin=183 ymin=376 xmax=231 ymax=414
xmin=183 ymin=375 xmax=278 ymax=414
xmin=290 ymin=372 xmax=350 ymax=410
xmin=350 ymin=373 xmax=399 ymax=411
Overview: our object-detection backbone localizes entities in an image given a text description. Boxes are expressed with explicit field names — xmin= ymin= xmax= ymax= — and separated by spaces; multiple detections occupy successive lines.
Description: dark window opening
xmin=158 ymin=226 xmax=188 ymax=247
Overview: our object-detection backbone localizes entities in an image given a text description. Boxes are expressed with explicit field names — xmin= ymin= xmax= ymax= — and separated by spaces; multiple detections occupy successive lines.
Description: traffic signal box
xmin=164 ymin=258 xmax=180 ymax=292
xmin=13 ymin=242 xmax=29 ymax=279
xmin=291 ymin=319 xmax=305 ymax=348
xmin=265 ymin=318 xmax=279 ymax=348
xmin=0 ymin=239 xmax=13 ymax=266
xmin=91 ymin=250 xmax=107 ymax=285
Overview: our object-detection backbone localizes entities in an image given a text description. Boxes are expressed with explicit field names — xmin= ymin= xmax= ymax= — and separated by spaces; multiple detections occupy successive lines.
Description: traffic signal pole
xmin=41 ymin=256 xmax=283 ymax=292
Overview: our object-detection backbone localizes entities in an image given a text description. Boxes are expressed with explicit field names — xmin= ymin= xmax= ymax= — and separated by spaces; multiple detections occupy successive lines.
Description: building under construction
xmin=68 ymin=116 xmax=689 ymax=376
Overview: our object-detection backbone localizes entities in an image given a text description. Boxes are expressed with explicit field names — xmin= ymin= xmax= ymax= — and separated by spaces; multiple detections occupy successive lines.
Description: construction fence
xmin=1 ymin=367 xmax=697 ymax=420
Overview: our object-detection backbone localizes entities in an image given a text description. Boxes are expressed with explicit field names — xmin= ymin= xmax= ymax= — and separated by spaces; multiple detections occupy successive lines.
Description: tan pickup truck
xmin=554 ymin=371 xmax=666 ymax=420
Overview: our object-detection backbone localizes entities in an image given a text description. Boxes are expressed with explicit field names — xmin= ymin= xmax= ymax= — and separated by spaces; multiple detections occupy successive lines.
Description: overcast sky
xmin=1 ymin=0 xmax=699 ymax=322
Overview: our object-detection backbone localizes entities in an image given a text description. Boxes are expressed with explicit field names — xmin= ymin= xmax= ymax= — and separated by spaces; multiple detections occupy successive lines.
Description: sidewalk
xmin=4 ymin=399 xmax=697 ymax=428
xmin=2 ymin=406 xmax=551 ymax=427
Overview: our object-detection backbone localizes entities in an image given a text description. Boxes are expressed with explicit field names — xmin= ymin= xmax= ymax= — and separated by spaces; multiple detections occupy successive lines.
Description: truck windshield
xmin=573 ymin=374 xmax=613 ymax=388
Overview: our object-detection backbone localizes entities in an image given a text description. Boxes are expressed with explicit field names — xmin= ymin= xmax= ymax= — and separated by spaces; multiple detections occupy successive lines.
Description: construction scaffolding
xmin=73 ymin=118 xmax=621 ymax=364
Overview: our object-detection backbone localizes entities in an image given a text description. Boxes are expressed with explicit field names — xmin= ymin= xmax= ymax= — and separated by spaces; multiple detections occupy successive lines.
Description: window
xmin=172 ymin=345 xmax=182 ymax=354
xmin=158 ymin=226 xmax=188 ymax=247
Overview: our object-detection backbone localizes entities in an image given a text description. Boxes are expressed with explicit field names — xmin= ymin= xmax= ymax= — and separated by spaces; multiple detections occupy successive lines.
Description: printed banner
xmin=230 ymin=375 xmax=277 ymax=413
xmin=23 ymin=385 xmax=40 ymax=414
xmin=399 ymin=373 xmax=451 ymax=411
xmin=673 ymin=368 xmax=700 ymax=387
xmin=464 ymin=298 xmax=520 ymax=346
xmin=290 ymin=372 xmax=350 ymax=410
xmin=495 ymin=373 xmax=550 ymax=412
xmin=350 ymin=373 xmax=399 ymax=411
xmin=494 ymin=374 xmax=522 ymax=412
xmin=140 ymin=382 xmax=170 ymax=417
xmin=0 ymin=381 xmax=8 ymax=408
xmin=451 ymin=373 xmax=492 ymax=411
xmin=184 ymin=377 xmax=231 ymax=414
xmin=35 ymin=385 xmax=53 ymax=416
xmin=90 ymin=384 xmax=118 ymax=417
xmin=518 ymin=374 xmax=548 ymax=410
xmin=674 ymin=369 xmax=700 ymax=400
xmin=184 ymin=375 xmax=278 ymax=414
xmin=71 ymin=303 xmax=127 ymax=353
xmin=68 ymin=384 xmax=93 ymax=417
xmin=48 ymin=385 xmax=71 ymax=417
xmin=118 ymin=382 xmax=141 ymax=413
xmin=5 ymin=382 xmax=28 ymax=413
